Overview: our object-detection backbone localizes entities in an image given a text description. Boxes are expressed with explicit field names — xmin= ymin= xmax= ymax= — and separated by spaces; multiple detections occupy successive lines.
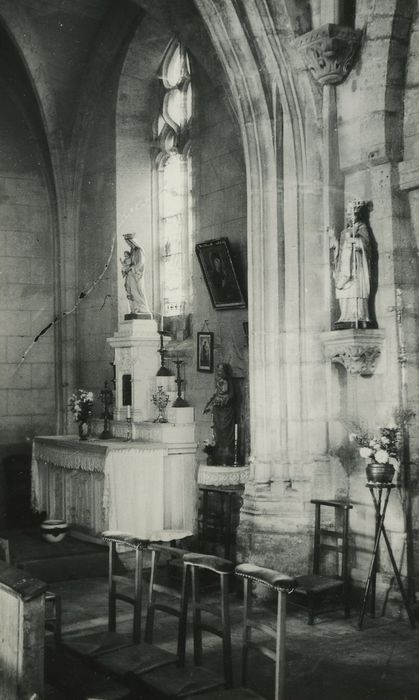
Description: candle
xmin=127 ymin=405 xmax=131 ymax=419
xmin=160 ymin=302 xmax=164 ymax=332
xmin=234 ymin=424 xmax=238 ymax=441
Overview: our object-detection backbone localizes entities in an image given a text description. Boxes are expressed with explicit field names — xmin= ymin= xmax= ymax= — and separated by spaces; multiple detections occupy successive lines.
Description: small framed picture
xmin=195 ymin=237 xmax=246 ymax=310
xmin=197 ymin=331 xmax=214 ymax=373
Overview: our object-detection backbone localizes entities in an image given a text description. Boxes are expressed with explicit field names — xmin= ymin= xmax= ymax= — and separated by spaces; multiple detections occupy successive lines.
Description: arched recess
xmin=0 ymin=3 xmax=69 ymax=431
xmin=114 ymin=5 xmax=250 ymax=416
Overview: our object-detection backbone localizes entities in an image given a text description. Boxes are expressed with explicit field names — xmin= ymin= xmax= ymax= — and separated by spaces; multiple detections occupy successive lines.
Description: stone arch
xmin=194 ymin=0 xmax=323 ymax=489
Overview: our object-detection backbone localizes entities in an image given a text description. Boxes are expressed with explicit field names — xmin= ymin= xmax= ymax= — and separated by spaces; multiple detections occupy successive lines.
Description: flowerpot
xmin=78 ymin=419 xmax=91 ymax=440
xmin=41 ymin=519 xmax=68 ymax=543
xmin=366 ymin=462 xmax=395 ymax=484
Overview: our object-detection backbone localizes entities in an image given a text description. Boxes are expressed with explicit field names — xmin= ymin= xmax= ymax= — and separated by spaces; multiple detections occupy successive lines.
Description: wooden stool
xmin=145 ymin=528 xmax=192 ymax=644
xmin=138 ymin=552 xmax=235 ymax=698
xmin=102 ymin=530 xmax=149 ymax=643
xmin=198 ymin=563 xmax=296 ymax=700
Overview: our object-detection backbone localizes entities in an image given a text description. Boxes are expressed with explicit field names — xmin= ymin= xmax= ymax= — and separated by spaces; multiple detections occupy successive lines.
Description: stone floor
xmin=46 ymin=572 xmax=419 ymax=700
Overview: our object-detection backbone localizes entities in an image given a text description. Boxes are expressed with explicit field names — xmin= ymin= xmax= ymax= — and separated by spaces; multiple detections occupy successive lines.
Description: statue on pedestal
xmin=329 ymin=199 xmax=372 ymax=328
xmin=203 ymin=362 xmax=235 ymax=465
xmin=121 ymin=234 xmax=151 ymax=316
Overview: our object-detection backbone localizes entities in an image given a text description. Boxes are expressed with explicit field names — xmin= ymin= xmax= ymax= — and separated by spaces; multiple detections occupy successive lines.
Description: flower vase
xmin=366 ymin=462 xmax=395 ymax=484
xmin=78 ymin=417 xmax=91 ymax=441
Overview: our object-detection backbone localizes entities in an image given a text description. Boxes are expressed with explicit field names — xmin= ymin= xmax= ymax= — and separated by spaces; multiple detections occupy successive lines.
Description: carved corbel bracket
xmin=321 ymin=329 xmax=385 ymax=377
xmin=295 ymin=23 xmax=362 ymax=86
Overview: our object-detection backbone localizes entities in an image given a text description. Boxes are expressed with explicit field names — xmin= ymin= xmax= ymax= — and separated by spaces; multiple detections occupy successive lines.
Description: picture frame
xmin=197 ymin=331 xmax=214 ymax=373
xmin=195 ymin=237 xmax=247 ymax=310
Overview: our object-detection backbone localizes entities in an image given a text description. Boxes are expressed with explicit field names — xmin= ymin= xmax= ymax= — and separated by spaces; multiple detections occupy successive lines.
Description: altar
xmin=31 ymin=435 xmax=196 ymax=540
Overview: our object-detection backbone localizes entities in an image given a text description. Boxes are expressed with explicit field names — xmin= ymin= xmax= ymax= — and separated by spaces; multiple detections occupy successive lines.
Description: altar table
xmin=31 ymin=436 xmax=196 ymax=539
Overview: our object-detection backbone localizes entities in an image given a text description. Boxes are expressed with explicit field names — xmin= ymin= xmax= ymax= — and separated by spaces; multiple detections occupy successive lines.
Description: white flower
xmin=380 ymin=437 xmax=390 ymax=445
xmin=349 ymin=433 xmax=356 ymax=442
xmin=360 ymin=447 xmax=373 ymax=459
xmin=375 ymin=449 xmax=389 ymax=464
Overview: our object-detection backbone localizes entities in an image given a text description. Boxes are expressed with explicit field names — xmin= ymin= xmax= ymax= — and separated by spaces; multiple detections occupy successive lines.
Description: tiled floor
xmin=47 ymin=574 xmax=419 ymax=700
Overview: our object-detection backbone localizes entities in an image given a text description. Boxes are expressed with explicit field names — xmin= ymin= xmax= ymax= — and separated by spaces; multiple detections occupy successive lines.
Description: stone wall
xmin=0 ymin=25 xmax=55 ymax=454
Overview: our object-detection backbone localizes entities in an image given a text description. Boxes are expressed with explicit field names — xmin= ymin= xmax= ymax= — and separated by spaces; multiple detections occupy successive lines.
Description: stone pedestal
xmin=107 ymin=319 xmax=160 ymax=422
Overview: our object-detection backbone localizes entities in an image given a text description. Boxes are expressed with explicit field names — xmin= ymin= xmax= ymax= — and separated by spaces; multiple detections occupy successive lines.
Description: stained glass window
xmin=155 ymin=40 xmax=193 ymax=320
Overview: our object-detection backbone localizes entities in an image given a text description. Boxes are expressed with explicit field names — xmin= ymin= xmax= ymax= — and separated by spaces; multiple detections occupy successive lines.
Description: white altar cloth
xmin=31 ymin=436 xmax=173 ymax=538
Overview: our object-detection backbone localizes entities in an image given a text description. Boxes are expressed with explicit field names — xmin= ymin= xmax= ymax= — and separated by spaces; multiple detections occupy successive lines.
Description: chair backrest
xmin=235 ymin=563 xmax=296 ymax=700
xmin=310 ymin=499 xmax=352 ymax=581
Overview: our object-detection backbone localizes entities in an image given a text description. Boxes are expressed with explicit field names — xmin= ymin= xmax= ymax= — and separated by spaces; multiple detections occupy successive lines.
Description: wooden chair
xmin=67 ymin=531 xmax=192 ymax=680
xmin=104 ymin=531 xmax=149 ymax=643
xmin=64 ymin=531 xmax=155 ymax=657
xmin=288 ymin=499 xmax=353 ymax=624
xmin=145 ymin=528 xmax=193 ymax=644
xmin=197 ymin=563 xmax=296 ymax=700
xmin=138 ymin=552 xmax=235 ymax=698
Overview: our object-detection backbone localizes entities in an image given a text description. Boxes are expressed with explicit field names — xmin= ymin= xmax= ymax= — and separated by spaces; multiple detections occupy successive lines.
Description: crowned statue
xmin=329 ymin=199 xmax=372 ymax=328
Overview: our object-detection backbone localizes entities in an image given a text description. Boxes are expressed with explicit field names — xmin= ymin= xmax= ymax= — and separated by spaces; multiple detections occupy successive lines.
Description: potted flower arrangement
xmin=69 ymin=389 xmax=94 ymax=440
xmin=349 ymin=422 xmax=401 ymax=484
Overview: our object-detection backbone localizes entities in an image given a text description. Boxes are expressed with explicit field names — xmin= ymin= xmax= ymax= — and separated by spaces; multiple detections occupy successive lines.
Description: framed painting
xmin=195 ymin=237 xmax=246 ymax=310
xmin=197 ymin=331 xmax=214 ymax=373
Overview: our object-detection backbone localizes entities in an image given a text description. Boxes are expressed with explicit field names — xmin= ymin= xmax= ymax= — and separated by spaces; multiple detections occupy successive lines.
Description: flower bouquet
xmin=349 ymin=422 xmax=401 ymax=483
xmin=69 ymin=389 xmax=94 ymax=440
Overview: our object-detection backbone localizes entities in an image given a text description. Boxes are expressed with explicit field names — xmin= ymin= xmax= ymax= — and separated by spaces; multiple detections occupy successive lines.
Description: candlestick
xmin=99 ymin=380 xmax=113 ymax=440
xmin=157 ymin=330 xmax=173 ymax=377
xmin=172 ymin=356 xmax=189 ymax=407
xmin=233 ymin=423 xmax=239 ymax=467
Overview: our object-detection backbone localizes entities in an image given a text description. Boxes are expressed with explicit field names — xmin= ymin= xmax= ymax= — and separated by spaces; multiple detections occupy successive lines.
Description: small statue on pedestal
xmin=121 ymin=234 xmax=151 ymax=317
xmin=203 ymin=363 xmax=235 ymax=466
xmin=329 ymin=199 xmax=373 ymax=328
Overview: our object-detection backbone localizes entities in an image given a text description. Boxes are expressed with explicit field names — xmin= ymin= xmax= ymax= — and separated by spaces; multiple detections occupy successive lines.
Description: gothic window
xmin=155 ymin=41 xmax=193 ymax=323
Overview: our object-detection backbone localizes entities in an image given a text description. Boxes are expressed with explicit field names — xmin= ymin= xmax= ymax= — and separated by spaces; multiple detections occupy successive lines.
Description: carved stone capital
xmin=295 ymin=24 xmax=362 ymax=86
xmin=321 ymin=329 xmax=385 ymax=376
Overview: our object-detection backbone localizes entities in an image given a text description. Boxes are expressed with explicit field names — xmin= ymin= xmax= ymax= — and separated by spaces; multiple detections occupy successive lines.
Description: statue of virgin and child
xmin=203 ymin=362 xmax=236 ymax=466
xmin=121 ymin=234 xmax=151 ymax=316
